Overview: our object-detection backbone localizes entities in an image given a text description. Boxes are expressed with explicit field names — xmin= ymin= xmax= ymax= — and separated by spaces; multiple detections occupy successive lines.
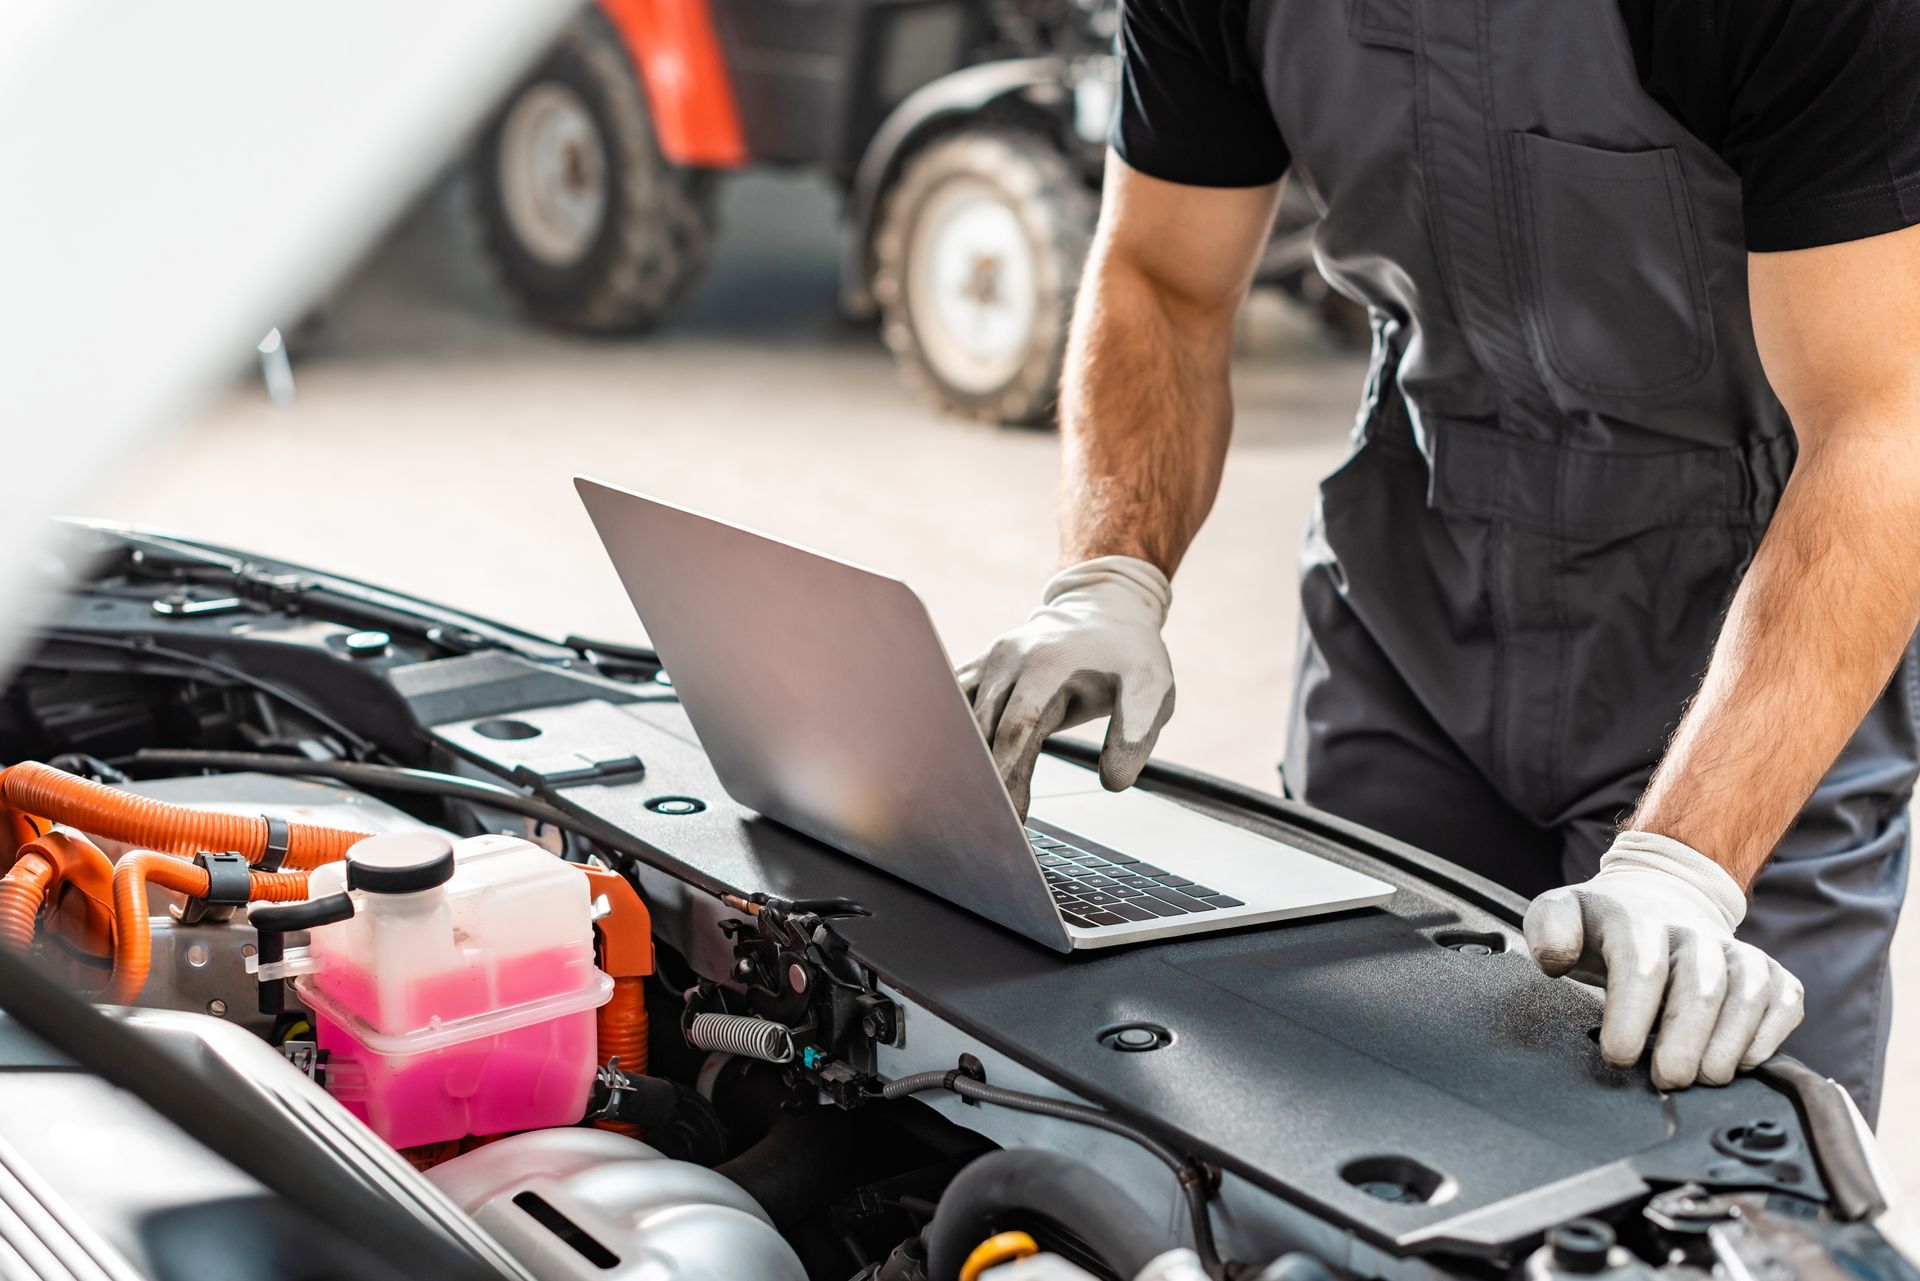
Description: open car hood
xmin=3 ymin=520 xmax=1910 ymax=1281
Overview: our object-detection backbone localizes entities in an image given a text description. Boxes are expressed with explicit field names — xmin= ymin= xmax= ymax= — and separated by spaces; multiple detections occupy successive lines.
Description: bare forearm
xmin=1633 ymin=428 xmax=1920 ymax=886
xmin=1056 ymin=252 xmax=1237 ymax=575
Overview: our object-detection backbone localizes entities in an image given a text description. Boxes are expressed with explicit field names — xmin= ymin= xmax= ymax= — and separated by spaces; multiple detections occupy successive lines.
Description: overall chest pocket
xmin=1509 ymin=132 xmax=1714 ymax=398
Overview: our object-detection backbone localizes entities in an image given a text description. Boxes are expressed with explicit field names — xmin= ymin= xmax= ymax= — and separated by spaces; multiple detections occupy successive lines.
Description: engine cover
xmin=426 ymin=1129 xmax=805 ymax=1281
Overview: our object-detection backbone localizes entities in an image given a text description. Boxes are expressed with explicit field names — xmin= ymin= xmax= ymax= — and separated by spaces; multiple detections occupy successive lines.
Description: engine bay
xmin=0 ymin=522 xmax=1910 ymax=1281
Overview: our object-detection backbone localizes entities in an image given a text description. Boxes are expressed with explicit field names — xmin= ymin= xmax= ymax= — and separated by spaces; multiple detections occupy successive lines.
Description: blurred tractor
xmin=470 ymin=0 xmax=1117 ymax=425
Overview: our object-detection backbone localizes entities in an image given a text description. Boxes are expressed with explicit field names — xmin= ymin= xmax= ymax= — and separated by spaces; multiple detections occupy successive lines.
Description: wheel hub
xmin=907 ymin=179 xmax=1040 ymax=395
xmin=496 ymin=82 xmax=608 ymax=268
xmin=965 ymin=252 xmax=1004 ymax=308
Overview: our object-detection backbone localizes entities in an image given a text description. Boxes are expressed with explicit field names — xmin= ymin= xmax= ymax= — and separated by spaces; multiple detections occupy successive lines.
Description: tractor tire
xmin=872 ymin=130 xmax=1096 ymax=427
xmin=469 ymin=7 xmax=717 ymax=334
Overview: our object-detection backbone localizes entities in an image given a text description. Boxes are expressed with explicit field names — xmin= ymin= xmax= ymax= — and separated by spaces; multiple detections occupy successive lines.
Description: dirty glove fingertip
xmin=1522 ymin=888 xmax=1584 ymax=976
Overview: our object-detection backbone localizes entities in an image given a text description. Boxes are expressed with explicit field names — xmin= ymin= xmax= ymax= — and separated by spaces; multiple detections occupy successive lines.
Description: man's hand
xmin=959 ymin=557 xmax=1174 ymax=818
xmin=1531 ymin=225 xmax=1918 ymax=1087
xmin=1525 ymin=832 xmax=1805 ymax=1088
xmin=1626 ymin=224 xmax=1920 ymax=882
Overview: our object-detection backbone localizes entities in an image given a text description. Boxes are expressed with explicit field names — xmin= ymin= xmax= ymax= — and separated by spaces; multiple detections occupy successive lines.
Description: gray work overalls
xmin=1265 ymin=0 xmax=1918 ymax=1120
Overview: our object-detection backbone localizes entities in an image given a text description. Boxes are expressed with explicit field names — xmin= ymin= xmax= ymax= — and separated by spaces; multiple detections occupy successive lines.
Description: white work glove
xmin=1524 ymin=831 xmax=1804 ymax=1090
xmin=957 ymin=556 xmax=1175 ymax=819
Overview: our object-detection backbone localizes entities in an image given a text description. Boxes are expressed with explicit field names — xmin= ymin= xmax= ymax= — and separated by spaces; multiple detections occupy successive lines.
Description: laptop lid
xmin=576 ymin=477 xmax=1071 ymax=949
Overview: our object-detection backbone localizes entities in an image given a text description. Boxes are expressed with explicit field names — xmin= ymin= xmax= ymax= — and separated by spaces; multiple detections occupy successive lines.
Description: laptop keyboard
xmin=1026 ymin=827 xmax=1245 ymax=930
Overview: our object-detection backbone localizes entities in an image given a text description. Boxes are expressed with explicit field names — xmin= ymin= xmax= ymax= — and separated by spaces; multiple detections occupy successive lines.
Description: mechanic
xmin=961 ymin=0 xmax=1920 ymax=1121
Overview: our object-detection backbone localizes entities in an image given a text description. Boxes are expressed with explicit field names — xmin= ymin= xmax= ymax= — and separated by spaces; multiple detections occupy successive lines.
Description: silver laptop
xmin=577 ymin=478 xmax=1395 ymax=952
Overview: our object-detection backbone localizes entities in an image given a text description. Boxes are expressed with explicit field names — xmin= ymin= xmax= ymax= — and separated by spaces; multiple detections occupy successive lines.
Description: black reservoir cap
xmin=346 ymin=831 xmax=455 ymax=895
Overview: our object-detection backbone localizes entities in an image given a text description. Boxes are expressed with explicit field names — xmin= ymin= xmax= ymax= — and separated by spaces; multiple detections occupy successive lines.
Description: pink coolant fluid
xmin=290 ymin=832 xmax=613 ymax=1151
xmin=311 ymin=947 xmax=600 ymax=1149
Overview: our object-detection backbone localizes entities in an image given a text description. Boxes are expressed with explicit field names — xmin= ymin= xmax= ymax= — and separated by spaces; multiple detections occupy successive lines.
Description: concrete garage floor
xmin=96 ymin=174 xmax=1916 ymax=1192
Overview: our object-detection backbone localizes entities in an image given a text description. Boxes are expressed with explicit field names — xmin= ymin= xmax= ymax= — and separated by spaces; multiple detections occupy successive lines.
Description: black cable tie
xmin=257 ymin=816 xmax=291 ymax=872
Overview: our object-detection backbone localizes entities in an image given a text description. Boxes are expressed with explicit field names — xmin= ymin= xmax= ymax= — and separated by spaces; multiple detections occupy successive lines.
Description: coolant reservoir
xmin=293 ymin=831 xmax=613 ymax=1149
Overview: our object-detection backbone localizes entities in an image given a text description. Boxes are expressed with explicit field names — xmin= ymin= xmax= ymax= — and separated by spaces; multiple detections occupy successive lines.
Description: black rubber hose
xmin=129 ymin=750 xmax=574 ymax=829
xmin=923 ymin=1149 xmax=1167 ymax=1281
xmin=1757 ymin=1057 xmax=1887 ymax=1221
xmin=125 ymin=748 xmax=738 ymax=901
xmin=879 ymin=1071 xmax=1187 ymax=1171
xmin=879 ymin=1069 xmax=1226 ymax=1277
xmin=249 ymin=894 xmax=357 ymax=936
xmin=0 ymin=944 xmax=506 ymax=1281
xmin=590 ymin=1070 xmax=727 ymax=1166
xmin=249 ymin=893 xmax=356 ymax=1015
xmin=715 ymin=1109 xmax=863 ymax=1229
xmin=42 ymin=632 xmax=384 ymax=759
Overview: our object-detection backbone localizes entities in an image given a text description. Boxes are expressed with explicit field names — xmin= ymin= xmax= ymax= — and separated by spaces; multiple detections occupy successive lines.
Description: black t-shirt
xmin=1112 ymin=0 xmax=1920 ymax=251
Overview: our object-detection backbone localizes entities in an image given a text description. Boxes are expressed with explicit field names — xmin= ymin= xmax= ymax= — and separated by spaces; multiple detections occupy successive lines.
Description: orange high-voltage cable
xmin=0 ymin=761 xmax=369 ymax=871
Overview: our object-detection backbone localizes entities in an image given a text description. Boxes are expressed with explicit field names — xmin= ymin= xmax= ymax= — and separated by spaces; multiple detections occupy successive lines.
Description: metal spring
xmin=687 ymin=1012 xmax=795 ymax=1064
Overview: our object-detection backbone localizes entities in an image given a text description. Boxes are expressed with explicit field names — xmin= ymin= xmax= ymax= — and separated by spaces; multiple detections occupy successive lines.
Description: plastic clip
xmin=175 ymin=851 xmax=252 ymax=925
xmin=257 ymin=816 xmax=291 ymax=872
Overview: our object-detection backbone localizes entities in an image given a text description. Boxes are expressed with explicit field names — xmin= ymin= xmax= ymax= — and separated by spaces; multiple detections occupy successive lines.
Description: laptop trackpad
xmin=1027 ymin=757 xmax=1395 ymax=910
xmin=1028 ymin=753 xmax=1107 ymax=800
